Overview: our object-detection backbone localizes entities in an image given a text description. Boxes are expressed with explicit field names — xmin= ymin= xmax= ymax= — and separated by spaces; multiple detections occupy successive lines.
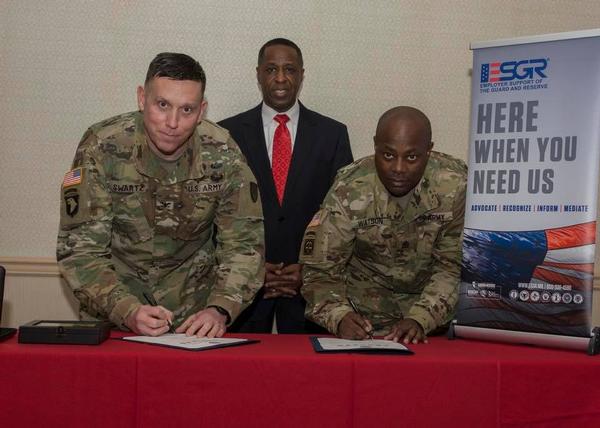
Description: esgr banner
xmin=456 ymin=30 xmax=600 ymax=337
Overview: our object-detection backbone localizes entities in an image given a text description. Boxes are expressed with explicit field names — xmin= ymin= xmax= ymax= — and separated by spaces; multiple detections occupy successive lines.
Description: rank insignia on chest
xmin=210 ymin=172 xmax=224 ymax=182
xmin=63 ymin=188 xmax=79 ymax=217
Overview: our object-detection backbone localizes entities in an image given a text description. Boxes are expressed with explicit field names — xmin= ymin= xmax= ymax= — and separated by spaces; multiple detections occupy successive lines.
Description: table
xmin=1 ymin=332 xmax=600 ymax=427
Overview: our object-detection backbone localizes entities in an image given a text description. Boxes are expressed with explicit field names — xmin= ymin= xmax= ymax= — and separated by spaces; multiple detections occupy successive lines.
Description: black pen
xmin=143 ymin=291 xmax=175 ymax=333
xmin=347 ymin=297 xmax=373 ymax=340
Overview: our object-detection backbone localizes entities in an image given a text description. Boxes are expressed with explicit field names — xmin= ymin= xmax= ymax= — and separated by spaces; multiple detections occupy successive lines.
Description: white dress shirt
xmin=261 ymin=101 xmax=300 ymax=165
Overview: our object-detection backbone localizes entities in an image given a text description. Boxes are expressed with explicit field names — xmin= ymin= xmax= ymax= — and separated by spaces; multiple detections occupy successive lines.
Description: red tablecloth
xmin=1 ymin=332 xmax=599 ymax=427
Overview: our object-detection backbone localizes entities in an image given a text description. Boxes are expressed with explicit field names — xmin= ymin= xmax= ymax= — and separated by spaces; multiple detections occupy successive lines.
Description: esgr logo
xmin=480 ymin=58 xmax=548 ymax=83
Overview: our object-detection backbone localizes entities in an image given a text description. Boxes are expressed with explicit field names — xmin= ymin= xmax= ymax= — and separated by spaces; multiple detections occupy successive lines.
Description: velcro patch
xmin=303 ymin=236 xmax=315 ymax=255
xmin=356 ymin=217 xmax=387 ymax=228
xmin=300 ymin=230 xmax=327 ymax=262
xmin=63 ymin=188 xmax=80 ymax=217
xmin=418 ymin=212 xmax=452 ymax=222
xmin=184 ymin=182 xmax=225 ymax=193
xmin=63 ymin=167 xmax=82 ymax=188
xmin=109 ymin=182 xmax=146 ymax=193
xmin=307 ymin=212 xmax=321 ymax=228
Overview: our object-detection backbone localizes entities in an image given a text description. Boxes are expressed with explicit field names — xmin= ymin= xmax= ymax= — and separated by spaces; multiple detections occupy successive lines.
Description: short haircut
xmin=258 ymin=38 xmax=303 ymax=67
xmin=376 ymin=106 xmax=432 ymax=143
xmin=145 ymin=52 xmax=206 ymax=90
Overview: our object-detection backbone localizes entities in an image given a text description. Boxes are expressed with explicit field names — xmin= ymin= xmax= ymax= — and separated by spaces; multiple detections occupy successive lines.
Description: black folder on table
xmin=0 ymin=266 xmax=17 ymax=341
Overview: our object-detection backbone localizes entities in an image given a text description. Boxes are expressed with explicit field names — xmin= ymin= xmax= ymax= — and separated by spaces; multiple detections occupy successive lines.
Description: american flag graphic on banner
xmin=63 ymin=168 xmax=82 ymax=187
xmin=461 ymin=222 xmax=595 ymax=290
xmin=480 ymin=62 xmax=501 ymax=83
xmin=530 ymin=222 xmax=595 ymax=288
xmin=458 ymin=222 xmax=595 ymax=336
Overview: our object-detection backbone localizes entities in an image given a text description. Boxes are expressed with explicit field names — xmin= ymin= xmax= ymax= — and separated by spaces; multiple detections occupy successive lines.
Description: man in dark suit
xmin=219 ymin=38 xmax=353 ymax=333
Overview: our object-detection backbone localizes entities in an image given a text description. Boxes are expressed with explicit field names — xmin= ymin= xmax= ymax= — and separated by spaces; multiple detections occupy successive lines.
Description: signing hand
xmin=176 ymin=307 xmax=227 ymax=338
xmin=124 ymin=304 xmax=173 ymax=337
xmin=263 ymin=263 xmax=303 ymax=299
xmin=337 ymin=312 xmax=374 ymax=340
xmin=384 ymin=319 xmax=428 ymax=344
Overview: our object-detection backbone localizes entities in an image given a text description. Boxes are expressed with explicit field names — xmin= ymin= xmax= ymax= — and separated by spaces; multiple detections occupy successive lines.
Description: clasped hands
xmin=125 ymin=305 xmax=228 ymax=338
xmin=263 ymin=262 xmax=303 ymax=299
xmin=338 ymin=312 xmax=428 ymax=344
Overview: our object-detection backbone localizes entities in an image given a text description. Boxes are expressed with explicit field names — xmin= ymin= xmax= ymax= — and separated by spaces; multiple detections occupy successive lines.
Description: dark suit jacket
xmin=219 ymin=102 xmax=353 ymax=333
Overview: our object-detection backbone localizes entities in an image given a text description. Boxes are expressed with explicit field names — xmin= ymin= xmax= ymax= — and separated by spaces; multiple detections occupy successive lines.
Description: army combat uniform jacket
xmin=300 ymin=152 xmax=467 ymax=335
xmin=57 ymin=112 xmax=265 ymax=329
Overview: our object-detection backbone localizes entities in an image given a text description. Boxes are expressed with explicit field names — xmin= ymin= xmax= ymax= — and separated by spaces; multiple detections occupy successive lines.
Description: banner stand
xmin=448 ymin=322 xmax=600 ymax=355
xmin=454 ymin=28 xmax=600 ymax=355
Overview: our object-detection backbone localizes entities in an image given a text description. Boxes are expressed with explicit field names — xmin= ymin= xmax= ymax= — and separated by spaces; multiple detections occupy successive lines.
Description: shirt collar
xmin=261 ymin=100 xmax=300 ymax=126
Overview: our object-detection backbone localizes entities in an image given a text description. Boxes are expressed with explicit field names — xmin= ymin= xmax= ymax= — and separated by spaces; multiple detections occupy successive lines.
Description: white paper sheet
xmin=122 ymin=334 xmax=254 ymax=350
xmin=314 ymin=337 xmax=411 ymax=352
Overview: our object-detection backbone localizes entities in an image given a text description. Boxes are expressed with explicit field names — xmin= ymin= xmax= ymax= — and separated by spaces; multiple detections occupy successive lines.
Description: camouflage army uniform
xmin=57 ymin=111 xmax=265 ymax=329
xmin=300 ymin=152 xmax=467 ymax=335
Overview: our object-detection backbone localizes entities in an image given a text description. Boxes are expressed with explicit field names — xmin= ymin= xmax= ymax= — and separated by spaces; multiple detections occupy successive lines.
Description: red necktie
xmin=272 ymin=114 xmax=292 ymax=204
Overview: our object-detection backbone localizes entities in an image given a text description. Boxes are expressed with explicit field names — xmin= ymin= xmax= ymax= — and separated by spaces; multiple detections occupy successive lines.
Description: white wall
xmin=1 ymin=0 xmax=600 ymax=258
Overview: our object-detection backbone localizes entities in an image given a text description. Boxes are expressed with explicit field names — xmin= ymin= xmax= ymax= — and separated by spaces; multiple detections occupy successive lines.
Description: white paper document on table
xmin=122 ymin=334 xmax=259 ymax=351
xmin=310 ymin=337 xmax=413 ymax=354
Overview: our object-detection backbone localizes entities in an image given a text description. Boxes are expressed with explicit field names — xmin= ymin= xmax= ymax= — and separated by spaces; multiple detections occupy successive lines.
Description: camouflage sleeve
xmin=56 ymin=130 xmax=142 ymax=328
xmin=210 ymin=137 xmax=265 ymax=323
xmin=406 ymin=180 xmax=467 ymax=333
xmin=300 ymin=187 xmax=356 ymax=334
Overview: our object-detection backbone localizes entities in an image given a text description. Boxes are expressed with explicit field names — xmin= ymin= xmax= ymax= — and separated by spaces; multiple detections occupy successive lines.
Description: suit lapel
xmin=242 ymin=105 xmax=279 ymax=205
xmin=283 ymin=103 xmax=315 ymax=207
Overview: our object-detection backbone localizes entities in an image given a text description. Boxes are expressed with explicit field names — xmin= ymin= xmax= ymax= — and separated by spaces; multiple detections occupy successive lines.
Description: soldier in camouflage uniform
xmin=300 ymin=106 xmax=466 ymax=343
xmin=57 ymin=53 xmax=264 ymax=337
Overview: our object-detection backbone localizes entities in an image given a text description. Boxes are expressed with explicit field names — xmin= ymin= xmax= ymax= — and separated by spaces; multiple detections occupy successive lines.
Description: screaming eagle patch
xmin=63 ymin=188 xmax=80 ymax=217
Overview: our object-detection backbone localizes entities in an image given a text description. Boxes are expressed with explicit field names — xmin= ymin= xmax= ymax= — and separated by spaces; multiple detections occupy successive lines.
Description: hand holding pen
xmin=142 ymin=292 xmax=176 ymax=334
xmin=337 ymin=298 xmax=374 ymax=340
xmin=123 ymin=293 xmax=175 ymax=337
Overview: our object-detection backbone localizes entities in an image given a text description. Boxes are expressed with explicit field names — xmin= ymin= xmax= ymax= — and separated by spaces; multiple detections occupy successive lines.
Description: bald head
xmin=375 ymin=106 xmax=432 ymax=143
xmin=373 ymin=106 xmax=433 ymax=196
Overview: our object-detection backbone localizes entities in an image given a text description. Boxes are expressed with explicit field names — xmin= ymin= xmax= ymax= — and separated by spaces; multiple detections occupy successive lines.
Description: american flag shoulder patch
xmin=308 ymin=212 xmax=321 ymax=228
xmin=63 ymin=167 xmax=82 ymax=188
